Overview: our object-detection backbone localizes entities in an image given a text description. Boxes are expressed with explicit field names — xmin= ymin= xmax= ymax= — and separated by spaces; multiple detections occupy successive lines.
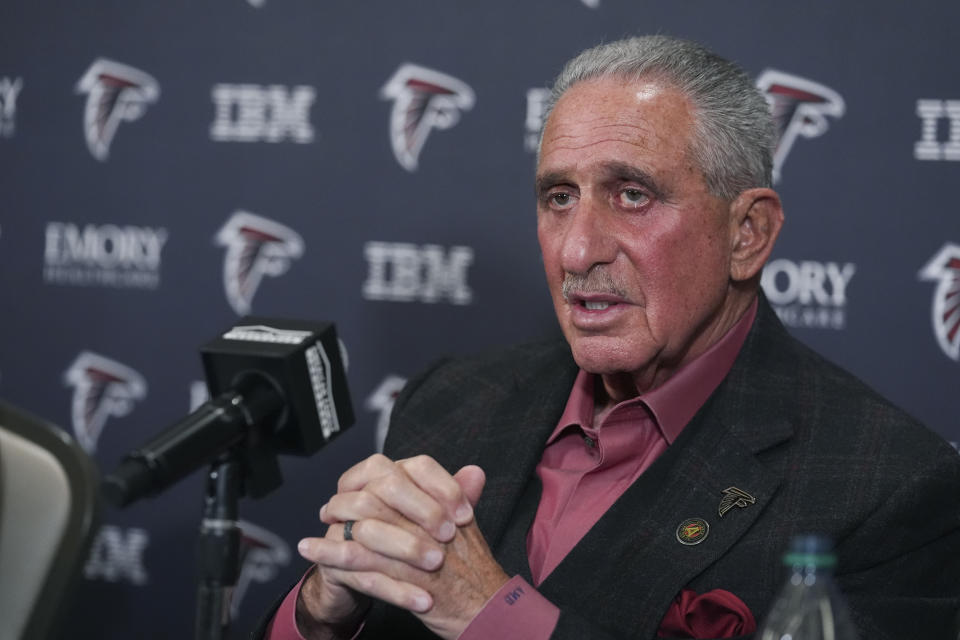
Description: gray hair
xmin=539 ymin=35 xmax=775 ymax=200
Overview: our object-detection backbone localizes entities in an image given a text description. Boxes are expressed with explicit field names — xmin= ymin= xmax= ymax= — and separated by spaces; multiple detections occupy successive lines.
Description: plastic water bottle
xmin=757 ymin=535 xmax=859 ymax=640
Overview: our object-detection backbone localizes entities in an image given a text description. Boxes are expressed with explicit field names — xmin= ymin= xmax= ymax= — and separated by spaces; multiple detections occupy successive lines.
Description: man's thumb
xmin=453 ymin=465 xmax=485 ymax=508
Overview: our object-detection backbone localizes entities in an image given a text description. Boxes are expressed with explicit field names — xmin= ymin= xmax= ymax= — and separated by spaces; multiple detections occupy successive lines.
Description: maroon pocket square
xmin=657 ymin=588 xmax=756 ymax=638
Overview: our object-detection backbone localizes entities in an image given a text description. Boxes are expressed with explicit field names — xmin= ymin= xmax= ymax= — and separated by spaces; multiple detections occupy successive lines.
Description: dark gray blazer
xmin=363 ymin=296 xmax=960 ymax=639
xmin=256 ymin=296 xmax=960 ymax=639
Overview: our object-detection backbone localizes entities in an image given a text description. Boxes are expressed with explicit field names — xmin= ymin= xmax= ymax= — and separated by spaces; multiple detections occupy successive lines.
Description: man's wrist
xmin=294 ymin=570 xmax=369 ymax=640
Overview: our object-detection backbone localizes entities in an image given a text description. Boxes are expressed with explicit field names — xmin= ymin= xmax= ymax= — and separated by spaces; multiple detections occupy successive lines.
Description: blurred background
xmin=1 ymin=1 xmax=957 ymax=637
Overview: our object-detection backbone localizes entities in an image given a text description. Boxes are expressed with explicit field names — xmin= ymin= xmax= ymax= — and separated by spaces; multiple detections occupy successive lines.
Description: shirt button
xmin=583 ymin=435 xmax=596 ymax=448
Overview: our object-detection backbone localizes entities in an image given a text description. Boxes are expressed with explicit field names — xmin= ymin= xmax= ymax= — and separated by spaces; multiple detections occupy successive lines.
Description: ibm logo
xmin=210 ymin=84 xmax=315 ymax=143
xmin=363 ymin=242 xmax=473 ymax=305
xmin=914 ymin=100 xmax=960 ymax=161
xmin=0 ymin=77 xmax=22 ymax=137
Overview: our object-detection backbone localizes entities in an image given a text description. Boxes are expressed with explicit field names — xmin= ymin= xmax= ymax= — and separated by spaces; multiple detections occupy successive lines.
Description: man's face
xmin=536 ymin=77 xmax=739 ymax=392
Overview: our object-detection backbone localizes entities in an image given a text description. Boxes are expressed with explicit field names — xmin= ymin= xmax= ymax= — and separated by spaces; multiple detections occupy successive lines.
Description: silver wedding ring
xmin=343 ymin=519 xmax=356 ymax=541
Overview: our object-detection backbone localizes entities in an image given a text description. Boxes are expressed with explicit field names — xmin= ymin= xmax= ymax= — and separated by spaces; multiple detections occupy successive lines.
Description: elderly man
xmin=263 ymin=35 xmax=960 ymax=639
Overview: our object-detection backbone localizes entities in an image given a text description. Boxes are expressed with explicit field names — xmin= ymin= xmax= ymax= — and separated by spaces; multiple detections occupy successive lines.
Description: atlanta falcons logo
xmin=215 ymin=210 xmax=304 ymax=315
xmin=230 ymin=520 xmax=291 ymax=620
xmin=64 ymin=351 xmax=147 ymax=453
xmin=919 ymin=242 xmax=960 ymax=361
xmin=756 ymin=70 xmax=845 ymax=182
xmin=380 ymin=63 xmax=475 ymax=172
xmin=718 ymin=486 xmax=756 ymax=518
xmin=366 ymin=374 xmax=407 ymax=452
xmin=76 ymin=58 xmax=160 ymax=161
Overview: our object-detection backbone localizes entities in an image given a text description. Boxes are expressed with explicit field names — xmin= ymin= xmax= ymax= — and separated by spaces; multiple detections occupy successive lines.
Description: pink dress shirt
xmin=269 ymin=300 xmax=757 ymax=640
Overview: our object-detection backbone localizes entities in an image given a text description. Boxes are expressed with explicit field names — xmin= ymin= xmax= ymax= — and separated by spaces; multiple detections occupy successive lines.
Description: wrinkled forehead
xmin=544 ymin=74 xmax=696 ymax=129
xmin=537 ymin=77 xmax=701 ymax=178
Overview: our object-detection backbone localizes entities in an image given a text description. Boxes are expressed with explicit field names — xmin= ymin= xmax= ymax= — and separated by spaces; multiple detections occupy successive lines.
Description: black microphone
xmin=103 ymin=317 xmax=354 ymax=507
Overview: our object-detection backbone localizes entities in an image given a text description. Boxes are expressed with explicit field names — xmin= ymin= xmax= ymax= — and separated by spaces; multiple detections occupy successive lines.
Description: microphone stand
xmin=192 ymin=382 xmax=285 ymax=640
xmin=195 ymin=454 xmax=242 ymax=640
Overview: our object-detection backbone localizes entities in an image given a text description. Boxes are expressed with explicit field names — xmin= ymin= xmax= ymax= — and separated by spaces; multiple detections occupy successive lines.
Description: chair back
xmin=0 ymin=400 xmax=100 ymax=640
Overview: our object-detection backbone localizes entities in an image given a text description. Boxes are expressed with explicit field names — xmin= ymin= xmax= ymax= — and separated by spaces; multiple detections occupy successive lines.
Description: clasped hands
xmin=295 ymin=454 xmax=510 ymax=640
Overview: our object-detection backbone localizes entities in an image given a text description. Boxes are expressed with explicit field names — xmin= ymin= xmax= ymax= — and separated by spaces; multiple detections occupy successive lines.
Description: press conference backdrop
xmin=0 ymin=1 xmax=957 ymax=637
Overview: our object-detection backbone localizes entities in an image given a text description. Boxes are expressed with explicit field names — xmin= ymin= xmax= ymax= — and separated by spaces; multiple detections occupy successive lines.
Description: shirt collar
xmin=549 ymin=297 xmax=758 ymax=445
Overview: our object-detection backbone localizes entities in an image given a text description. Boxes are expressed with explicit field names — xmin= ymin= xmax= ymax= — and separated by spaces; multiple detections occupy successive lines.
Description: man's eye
xmin=550 ymin=193 xmax=573 ymax=207
xmin=619 ymin=189 xmax=649 ymax=207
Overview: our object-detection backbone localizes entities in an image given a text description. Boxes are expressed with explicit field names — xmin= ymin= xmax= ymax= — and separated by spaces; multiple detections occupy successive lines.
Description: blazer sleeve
xmin=832 ymin=444 xmax=960 ymax=639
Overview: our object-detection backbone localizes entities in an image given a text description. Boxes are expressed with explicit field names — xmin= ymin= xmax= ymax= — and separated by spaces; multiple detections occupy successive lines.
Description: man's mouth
xmin=565 ymin=293 xmax=630 ymax=329
xmin=568 ymin=294 xmax=626 ymax=311
xmin=583 ymin=301 xmax=613 ymax=311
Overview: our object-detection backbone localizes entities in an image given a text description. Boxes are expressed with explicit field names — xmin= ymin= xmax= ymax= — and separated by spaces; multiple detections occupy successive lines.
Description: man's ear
xmin=728 ymin=188 xmax=784 ymax=283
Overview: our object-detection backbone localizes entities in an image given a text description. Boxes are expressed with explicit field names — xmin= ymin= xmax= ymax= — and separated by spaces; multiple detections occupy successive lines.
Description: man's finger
xmin=331 ymin=453 xmax=466 ymax=542
xmin=453 ymin=465 xmax=486 ymax=509
xmin=317 ymin=521 xmax=445 ymax=571
xmin=398 ymin=455 xmax=475 ymax=526
xmin=320 ymin=490 xmax=398 ymax=526
xmin=337 ymin=453 xmax=397 ymax=493
xmin=323 ymin=567 xmax=433 ymax=614
xmin=362 ymin=469 xmax=457 ymax=542
xmin=298 ymin=534 xmax=436 ymax=613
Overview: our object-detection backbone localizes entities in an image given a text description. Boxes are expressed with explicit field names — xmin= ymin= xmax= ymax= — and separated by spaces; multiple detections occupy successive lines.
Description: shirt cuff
xmin=264 ymin=570 xmax=364 ymax=640
xmin=457 ymin=575 xmax=560 ymax=640
xmin=265 ymin=571 xmax=310 ymax=640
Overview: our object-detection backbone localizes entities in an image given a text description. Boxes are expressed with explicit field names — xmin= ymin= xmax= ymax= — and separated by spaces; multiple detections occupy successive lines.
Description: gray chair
xmin=0 ymin=400 xmax=100 ymax=640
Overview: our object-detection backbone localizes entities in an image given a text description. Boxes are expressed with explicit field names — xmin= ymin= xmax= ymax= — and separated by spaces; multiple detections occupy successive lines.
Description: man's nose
xmin=560 ymin=198 xmax=617 ymax=274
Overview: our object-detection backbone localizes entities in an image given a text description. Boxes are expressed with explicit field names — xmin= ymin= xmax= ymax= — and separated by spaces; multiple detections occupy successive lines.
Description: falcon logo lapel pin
xmin=718 ymin=487 xmax=756 ymax=517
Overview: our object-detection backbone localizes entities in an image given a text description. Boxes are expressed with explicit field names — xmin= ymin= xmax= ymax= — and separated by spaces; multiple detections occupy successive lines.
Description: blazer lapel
xmin=471 ymin=344 xmax=579 ymax=550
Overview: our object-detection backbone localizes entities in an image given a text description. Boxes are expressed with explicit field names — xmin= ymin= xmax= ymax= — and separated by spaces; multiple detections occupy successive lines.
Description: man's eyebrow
xmin=600 ymin=162 xmax=669 ymax=200
xmin=534 ymin=171 xmax=570 ymax=198
xmin=535 ymin=162 xmax=671 ymax=200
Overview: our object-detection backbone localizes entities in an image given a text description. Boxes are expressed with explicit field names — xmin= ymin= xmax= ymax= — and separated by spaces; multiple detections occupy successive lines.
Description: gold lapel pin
xmin=676 ymin=517 xmax=710 ymax=545
xmin=718 ymin=486 xmax=756 ymax=517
